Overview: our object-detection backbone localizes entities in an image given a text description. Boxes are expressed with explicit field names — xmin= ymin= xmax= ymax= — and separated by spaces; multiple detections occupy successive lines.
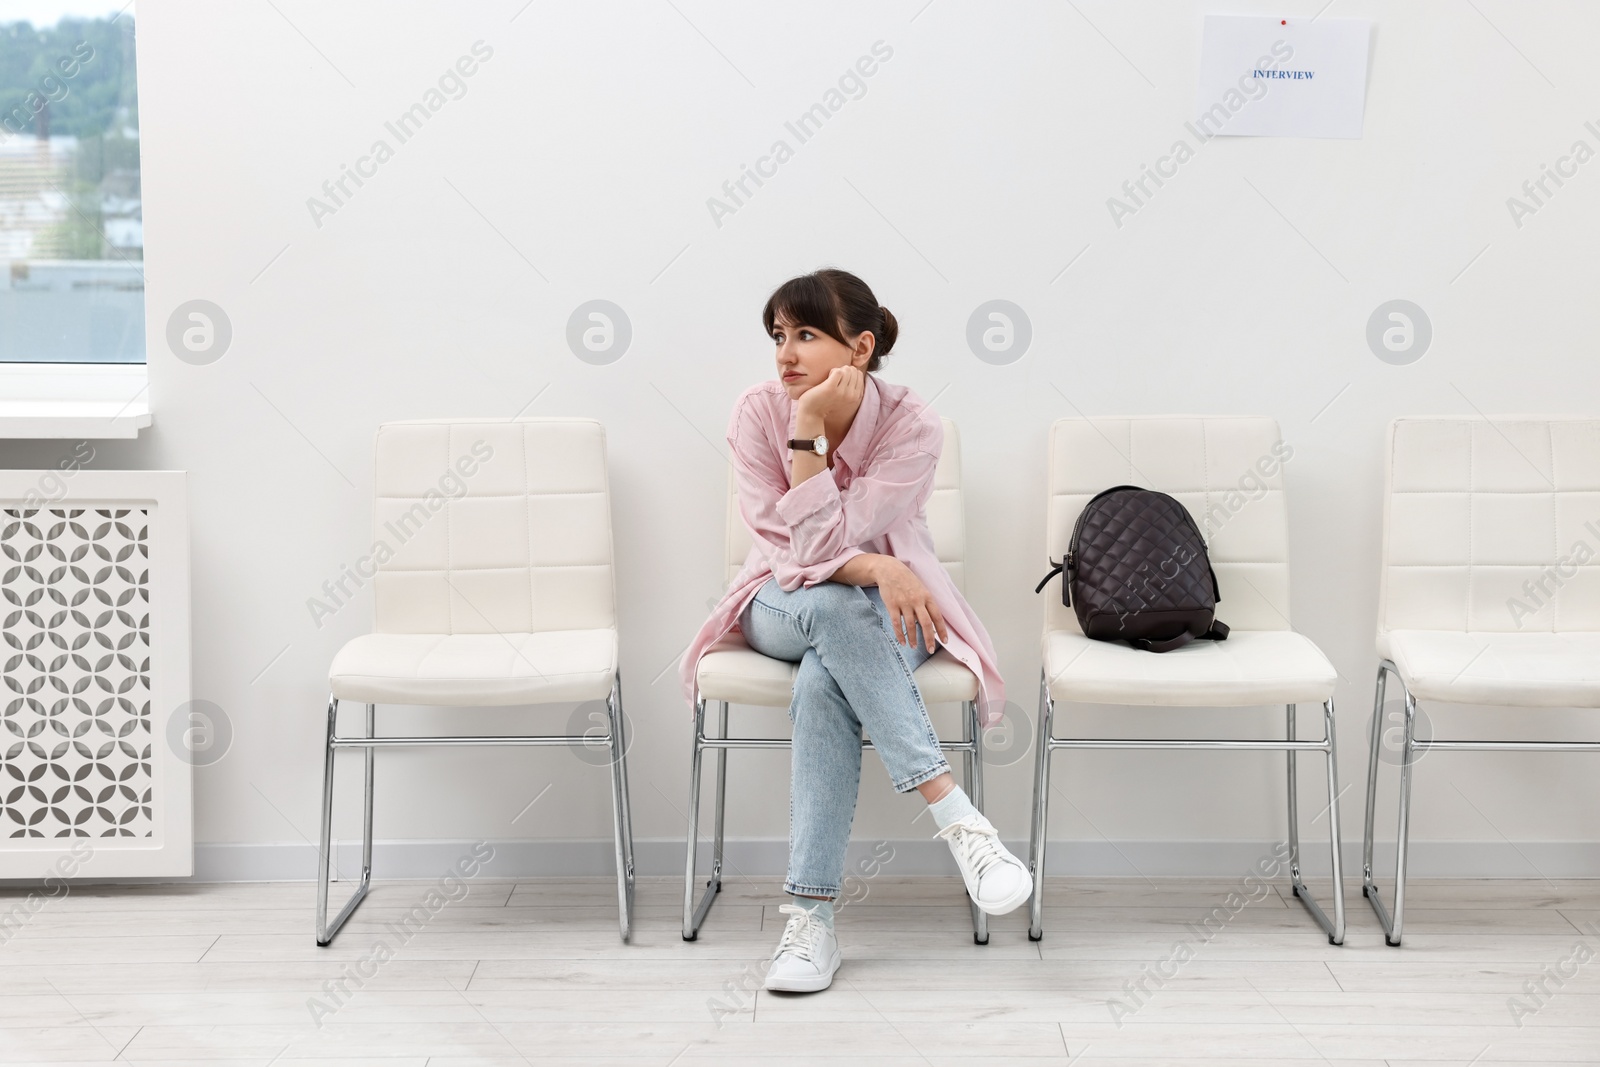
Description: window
xmin=0 ymin=2 xmax=142 ymax=364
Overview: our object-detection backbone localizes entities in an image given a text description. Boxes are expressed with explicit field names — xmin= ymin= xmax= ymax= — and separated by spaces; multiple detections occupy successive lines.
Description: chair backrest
xmin=1045 ymin=416 xmax=1293 ymax=635
xmin=1379 ymin=416 xmax=1600 ymax=636
xmin=725 ymin=417 xmax=965 ymax=591
xmin=371 ymin=418 xmax=615 ymax=635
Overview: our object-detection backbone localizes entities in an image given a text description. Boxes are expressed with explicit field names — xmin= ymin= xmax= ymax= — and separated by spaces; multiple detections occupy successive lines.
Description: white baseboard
xmin=166 ymin=838 xmax=1600 ymax=883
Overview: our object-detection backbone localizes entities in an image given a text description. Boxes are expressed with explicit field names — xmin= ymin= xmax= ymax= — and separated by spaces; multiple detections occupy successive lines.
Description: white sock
xmin=792 ymin=895 xmax=834 ymax=928
xmin=928 ymin=784 xmax=979 ymax=830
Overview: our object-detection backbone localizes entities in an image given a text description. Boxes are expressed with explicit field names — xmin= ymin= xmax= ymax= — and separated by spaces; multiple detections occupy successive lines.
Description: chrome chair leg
xmin=962 ymin=699 xmax=989 ymax=945
xmin=1026 ymin=673 xmax=1345 ymax=945
xmin=966 ymin=699 xmax=987 ymax=816
xmin=1286 ymin=704 xmax=1301 ymax=882
xmin=316 ymin=693 xmax=373 ymax=946
xmin=682 ymin=693 xmax=991 ymax=943
xmin=682 ymin=698 xmax=715 ymax=941
xmin=1388 ymin=690 xmax=1419 ymax=947
xmin=607 ymin=672 xmax=636 ymax=942
xmin=712 ymin=700 xmax=728 ymax=906
xmin=315 ymin=693 xmax=337 ymax=944
xmin=1361 ymin=661 xmax=1388 ymax=903
xmin=616 ymin=676 xmax=636 ymax=895
xmin=312 ymin=681 xmax=639 ymax=947
xmin=1361 ymin=659 xmax=1410 ymax=946
xmin=1321 ymin=699 xmax=1347 ymax=945
xmin=360 ymin=702 xmax=375 ymax=881
xmin=1285 ymin=701 xmax=1346 ymax=945
xmin=1027 ymin=669 xmax=1054 ymax=941
xmin=683 ymin=700 xmax=729 ymax=942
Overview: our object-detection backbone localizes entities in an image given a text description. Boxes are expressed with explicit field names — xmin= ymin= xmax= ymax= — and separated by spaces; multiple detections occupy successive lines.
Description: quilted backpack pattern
xmin=1034 ymin=485 xmax=1229 ymax=652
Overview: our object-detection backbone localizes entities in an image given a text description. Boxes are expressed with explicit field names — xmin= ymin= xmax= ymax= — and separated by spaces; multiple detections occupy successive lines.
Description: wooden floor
xmin=1 ymin=874 xmax=1598 ymax=1065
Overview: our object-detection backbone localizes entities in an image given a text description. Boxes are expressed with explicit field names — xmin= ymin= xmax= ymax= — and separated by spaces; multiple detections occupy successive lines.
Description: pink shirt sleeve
xmin=729 ymin=397 xmax=941 ymax=591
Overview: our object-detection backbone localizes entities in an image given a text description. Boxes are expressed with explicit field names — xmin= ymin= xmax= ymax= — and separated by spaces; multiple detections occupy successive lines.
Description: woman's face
xmin=772 ymin=314 xmax=873 ymax=402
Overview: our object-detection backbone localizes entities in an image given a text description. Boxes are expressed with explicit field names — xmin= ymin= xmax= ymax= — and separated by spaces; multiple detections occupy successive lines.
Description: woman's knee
xmin=792 ymin=652 xmax=845 ymax=703
xmin=792 ymin=654 xmax=859 ymax=725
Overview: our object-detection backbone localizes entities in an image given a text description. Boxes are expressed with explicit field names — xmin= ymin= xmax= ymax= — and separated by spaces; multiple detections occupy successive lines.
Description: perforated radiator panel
xmin=2 ymin=507 xmax=154 ymax=839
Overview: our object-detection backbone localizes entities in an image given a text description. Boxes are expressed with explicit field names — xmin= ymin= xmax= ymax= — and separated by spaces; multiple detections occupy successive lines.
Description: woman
xmin=680 ymin=269 xmax=1029 ymax=993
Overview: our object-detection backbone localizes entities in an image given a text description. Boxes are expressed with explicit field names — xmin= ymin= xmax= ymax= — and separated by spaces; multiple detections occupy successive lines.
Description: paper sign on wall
xmin=1196 ymin=15 xmax=1372 ymax=139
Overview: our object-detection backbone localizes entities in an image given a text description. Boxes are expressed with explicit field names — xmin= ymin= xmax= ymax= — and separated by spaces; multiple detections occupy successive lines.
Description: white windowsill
xmin=0 ymin=363 xmax=151 ymax=439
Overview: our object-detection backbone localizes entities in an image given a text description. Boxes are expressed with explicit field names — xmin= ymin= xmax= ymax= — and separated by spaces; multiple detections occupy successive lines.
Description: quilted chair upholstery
xmin=1377 ymin=417 xmax=1600 ymax=705
xmin=1028 ymin=416 xmax=1345 ymax=946
xmin=1363 ymin=416 xmax=1600 ymax=946
xmin=318 ymin=418 xmax=633 ymax=948
xmin=1042 ymin=416 xmax=1336 ymax=706
xmin=331 ymin=418 xmax=618 ymax=706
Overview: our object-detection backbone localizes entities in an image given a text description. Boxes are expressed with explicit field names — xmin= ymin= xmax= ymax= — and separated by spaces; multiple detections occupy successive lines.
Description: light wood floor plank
xmin=1 ymin=875 xmax=1596 ymax=1064
xmin=1 ymin=960 xmax=479 ymax=995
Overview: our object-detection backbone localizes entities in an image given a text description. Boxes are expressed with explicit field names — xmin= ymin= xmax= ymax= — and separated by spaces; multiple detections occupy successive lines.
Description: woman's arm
xmin=827 ymin=553 xmax=948 ymax=653
xmin=729 ymin=393 xmax=940 ymax=587
xmin=789 ymin=406 xmax=828 ymax=490
xmin=729 ymin=399 xmax=865 ymax=589
xmin=826 ymin=554 xmax=885 ymax=587
xmin=766 ymin=411 xmax=940 ymax=571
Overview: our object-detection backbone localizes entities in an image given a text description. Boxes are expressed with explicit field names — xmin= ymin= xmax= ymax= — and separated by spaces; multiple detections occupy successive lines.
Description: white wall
xmin=22 ymin=0 xmax=1600 ymax=878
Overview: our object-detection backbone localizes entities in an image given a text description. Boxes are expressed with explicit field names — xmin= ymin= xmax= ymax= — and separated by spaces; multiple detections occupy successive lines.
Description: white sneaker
xmin=937 ymin=813 xmax=1033 ymax=915
xmin=763 ymin=903 xmax=842 ymax=993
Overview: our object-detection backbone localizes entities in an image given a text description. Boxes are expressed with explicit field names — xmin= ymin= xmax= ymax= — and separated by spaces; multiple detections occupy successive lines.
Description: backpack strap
xmin=1033 ymin=556 xmax=1069 ymax=606
xmin=1130 ymin=619 xmax=1230 ymax=653
xmin=1130 ymin=631 xmax=1195 ymax=653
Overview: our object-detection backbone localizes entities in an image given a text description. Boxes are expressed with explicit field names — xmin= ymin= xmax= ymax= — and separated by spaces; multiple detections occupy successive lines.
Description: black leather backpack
xmin=1034 ymin=485 xmax=1229 ymax=652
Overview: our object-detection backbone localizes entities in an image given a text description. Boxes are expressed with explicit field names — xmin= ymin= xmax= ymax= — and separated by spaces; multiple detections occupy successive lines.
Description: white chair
xmin=318 ymin=417 xmax=634 ymax=944
xmin=1028 ymin=416 xmax=1346 ymax=944
xmin=1363 ymin=416 xmax=1600 ymax=946
xmin=683 ymin=418 xmax=991 ymax=942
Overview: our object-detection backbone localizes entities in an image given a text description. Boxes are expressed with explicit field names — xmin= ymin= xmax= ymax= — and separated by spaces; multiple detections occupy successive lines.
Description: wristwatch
xmin=788 ymin=436 xmax=829 ymax=457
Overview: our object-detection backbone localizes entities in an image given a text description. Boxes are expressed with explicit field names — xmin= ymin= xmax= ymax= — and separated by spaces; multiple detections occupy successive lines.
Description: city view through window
xmin=0 ymin=2 xmax=142 ymax=362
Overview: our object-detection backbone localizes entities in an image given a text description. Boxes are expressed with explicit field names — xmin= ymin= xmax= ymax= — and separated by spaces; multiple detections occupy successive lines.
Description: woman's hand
xmin=873 ymin=556 xmax=948 ymax=654
xmin=796 ymin=365 xmax=865 ymax=426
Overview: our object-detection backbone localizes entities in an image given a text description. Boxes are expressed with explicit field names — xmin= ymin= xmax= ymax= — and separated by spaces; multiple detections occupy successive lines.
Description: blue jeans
xmin=738 ymin=577 xmax=951 ymax=898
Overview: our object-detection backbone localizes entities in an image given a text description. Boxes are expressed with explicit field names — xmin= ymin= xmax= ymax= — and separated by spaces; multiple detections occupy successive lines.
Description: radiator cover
xmin=0 ymin=471 xmax=191 ymax=878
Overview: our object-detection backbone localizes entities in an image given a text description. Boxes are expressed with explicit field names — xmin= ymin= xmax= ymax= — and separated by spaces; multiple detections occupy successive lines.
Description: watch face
xmin=815 ymin=436 xmax=829 ymax=454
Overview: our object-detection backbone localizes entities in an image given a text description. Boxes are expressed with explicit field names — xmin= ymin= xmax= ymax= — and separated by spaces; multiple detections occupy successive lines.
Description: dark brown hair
xmin=761 ymin=268 xmax=899 ymax=372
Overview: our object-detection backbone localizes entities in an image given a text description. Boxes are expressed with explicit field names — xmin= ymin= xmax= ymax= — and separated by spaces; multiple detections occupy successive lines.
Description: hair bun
xmin=877 ymin=305 xmax=899 ymax=359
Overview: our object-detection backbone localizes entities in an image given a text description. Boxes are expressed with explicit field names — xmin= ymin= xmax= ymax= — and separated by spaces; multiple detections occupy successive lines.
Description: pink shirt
xmin=679 ymin=373 xmax=1006 ymax=724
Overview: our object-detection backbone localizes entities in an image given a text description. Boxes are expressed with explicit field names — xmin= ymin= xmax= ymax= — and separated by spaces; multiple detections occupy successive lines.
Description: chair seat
xmin=1044 ymin=629 xmax=1337 ymax=706
xmin=1381 ymin=630 xmax=1600 ymax=707
xmin=328 ymin=629 xmax=616 ymax=706
xmin=696 ymin=631 xmax=979 ymax=707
